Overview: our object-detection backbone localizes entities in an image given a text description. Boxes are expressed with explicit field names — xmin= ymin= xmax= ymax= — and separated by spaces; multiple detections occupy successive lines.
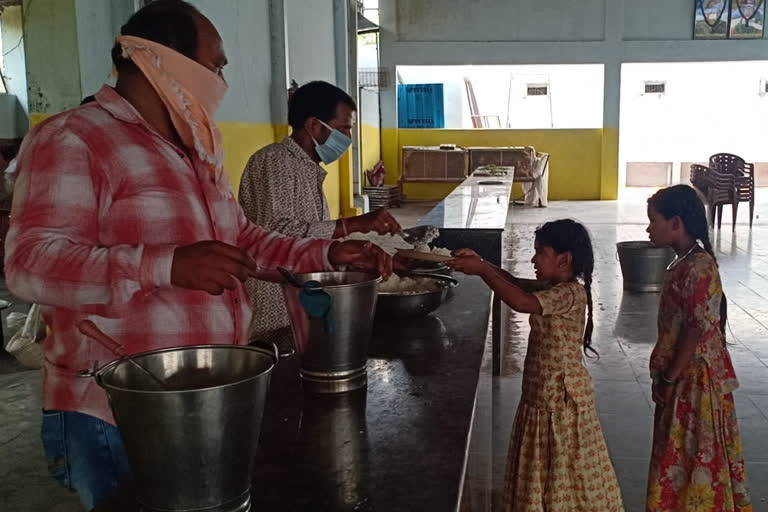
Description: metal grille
xmin=402 ymin=148 xmax=468 ymax=182
xmin=359 ymin=68 xmax=388 ymax=89
xmin=526 ymin=85 xmax=548 ymax=96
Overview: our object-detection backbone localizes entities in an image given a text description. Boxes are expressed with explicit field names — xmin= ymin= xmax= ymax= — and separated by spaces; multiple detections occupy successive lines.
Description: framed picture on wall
xmin=729 ymin=0 xmax=765 ymax=38
xmin=694 ymin=0 xmax=730 ymax=38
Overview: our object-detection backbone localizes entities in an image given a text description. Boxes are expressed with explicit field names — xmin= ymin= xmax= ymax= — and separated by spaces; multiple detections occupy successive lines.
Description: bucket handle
xmin=77 ymin=320 xmax=167 ymax=390
xmin=250 ymin=341 xmax=280 ymax=363
xmin=78 ymin=360 xmax=104 ymax=379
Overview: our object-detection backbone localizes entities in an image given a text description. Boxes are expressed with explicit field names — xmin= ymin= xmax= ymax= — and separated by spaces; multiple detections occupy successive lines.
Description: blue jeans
xmin=41 ymin=410 xmax=131 ymax=511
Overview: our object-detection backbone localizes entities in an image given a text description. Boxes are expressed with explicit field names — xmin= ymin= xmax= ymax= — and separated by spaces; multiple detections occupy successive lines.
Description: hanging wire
xmin=2 ymin=0 xmax=31 ymax=57
xmin=2 ymin=35 xmax=23 ymax=57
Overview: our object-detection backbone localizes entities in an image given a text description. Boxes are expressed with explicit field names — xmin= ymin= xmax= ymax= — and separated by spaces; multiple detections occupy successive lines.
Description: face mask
xmin=312 ymin=120 xmax=352 ymax=164
xmin=117 ymin=35 xmax=229 ymax=186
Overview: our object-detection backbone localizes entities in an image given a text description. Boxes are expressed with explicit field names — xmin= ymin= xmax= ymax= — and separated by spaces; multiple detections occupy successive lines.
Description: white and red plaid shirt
xmin=5 ymin=86 xmax=334 ymax=425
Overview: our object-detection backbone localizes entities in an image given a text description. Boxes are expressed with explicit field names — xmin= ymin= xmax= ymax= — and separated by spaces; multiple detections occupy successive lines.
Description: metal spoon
xmin=397 ymin=225 xmax=440 ymax=246
xmin=278 ymin=267 xmax=324 ymax=292
xmin=78 ymin=320 xmax=168 ymax=390
xmin=277 ymin=267 xmax=304 ymax=288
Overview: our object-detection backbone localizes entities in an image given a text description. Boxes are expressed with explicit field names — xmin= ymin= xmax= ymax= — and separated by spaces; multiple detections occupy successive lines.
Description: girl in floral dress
xmin=450 ymin=219 xmax=624 ymax=512
xmin=646 ymin=185 xmax=751 ymax=512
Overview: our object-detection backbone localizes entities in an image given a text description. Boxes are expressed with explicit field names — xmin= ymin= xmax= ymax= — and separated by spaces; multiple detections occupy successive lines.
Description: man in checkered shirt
xmin=4 ymin=1 xmax=391 ymax=509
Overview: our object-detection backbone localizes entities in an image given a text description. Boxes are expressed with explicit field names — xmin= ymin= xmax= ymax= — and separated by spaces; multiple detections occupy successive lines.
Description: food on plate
xmin=345 ymin=232 xmax=410 ymax=255
xmin=430 ymin=246 xmax=452 ymax=257
xmin=395 ymin=249 xmax=453 ymax=263
xmin=345 ymin=232 xmax=451 ymax=258
xmin=379 ymin=274 xmax=441 ymax=294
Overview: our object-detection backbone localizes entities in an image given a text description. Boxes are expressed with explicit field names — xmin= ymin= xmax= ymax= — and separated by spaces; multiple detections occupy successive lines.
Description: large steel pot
xmin=376 ymin=274 xmax=458 ymax=318
xmin=617 ymin=241 xmax=675 ymax=293
xmin=283 ymin=272 xmax=381 ymax=393
xmin=96 ymin=344 xmax=278 ymax=512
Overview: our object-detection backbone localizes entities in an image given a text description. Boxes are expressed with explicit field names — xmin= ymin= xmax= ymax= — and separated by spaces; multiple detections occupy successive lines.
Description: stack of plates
xmin=364 ymin=185 xmax=401 ymax=209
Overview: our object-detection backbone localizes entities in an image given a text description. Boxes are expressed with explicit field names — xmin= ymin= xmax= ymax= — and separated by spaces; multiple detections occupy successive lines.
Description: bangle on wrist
xmin=660 ymin=373 xmax=677 ymax=385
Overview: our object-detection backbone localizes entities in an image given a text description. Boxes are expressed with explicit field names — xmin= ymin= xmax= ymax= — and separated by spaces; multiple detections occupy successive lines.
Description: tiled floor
xmin=485 ymin=190 xmax=768 ymax=512
xmin=2 ymin=190 xmax=767 ymax=511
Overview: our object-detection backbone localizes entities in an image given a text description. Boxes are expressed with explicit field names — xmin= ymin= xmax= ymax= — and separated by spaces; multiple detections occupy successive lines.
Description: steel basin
xmin=376 ymin=274 xmax=458 ymax=318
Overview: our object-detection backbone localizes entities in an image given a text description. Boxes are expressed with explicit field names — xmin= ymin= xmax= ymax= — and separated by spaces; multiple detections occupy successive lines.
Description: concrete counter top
xmin=95 ymin=274 xmax=493 ymax=512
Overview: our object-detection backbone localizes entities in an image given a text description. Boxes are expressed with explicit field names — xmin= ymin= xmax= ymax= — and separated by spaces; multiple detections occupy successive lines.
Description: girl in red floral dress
xmin=646 ymin=185 xmax=751 ymax=512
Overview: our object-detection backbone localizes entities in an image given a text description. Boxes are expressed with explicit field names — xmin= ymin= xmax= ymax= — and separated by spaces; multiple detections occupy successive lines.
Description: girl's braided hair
xmin=535 ymin=219 xmax=597 ymax=357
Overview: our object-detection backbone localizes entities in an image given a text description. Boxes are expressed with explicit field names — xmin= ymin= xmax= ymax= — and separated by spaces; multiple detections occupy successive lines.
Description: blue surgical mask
xmin=312 ymin=120 xmax=352 ymax=164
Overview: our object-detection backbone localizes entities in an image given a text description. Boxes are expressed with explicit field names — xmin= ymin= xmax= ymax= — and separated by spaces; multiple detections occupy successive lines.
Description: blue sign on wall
xmin=397 ymin=84 xmax=445 ymax=128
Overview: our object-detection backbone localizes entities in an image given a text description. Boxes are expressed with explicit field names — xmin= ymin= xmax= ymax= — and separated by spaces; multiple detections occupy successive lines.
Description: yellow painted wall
xmin=30 ymin=110 xmax=619 ymax=204
xmin=360 ymin=123 xmax=382 ymax=174
xmin=338 ymin=152 xmax=361 ymax=218
xmin=601 ymin=127 xmax=619 ymax=200
xmin=382 ymin=128 xmax=610 ymax=201
xmin=381 ymin=127 xmax=398 ymax=186
xmin=218 ymin=122 xmax=275 ymax=194
xmin=322 ymin=160 xmax=341 ymax=219
xmin=30 ymin=113 xmax=50 ymax=127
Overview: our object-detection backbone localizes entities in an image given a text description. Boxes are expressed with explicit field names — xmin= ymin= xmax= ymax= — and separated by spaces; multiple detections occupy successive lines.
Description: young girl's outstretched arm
xmin=482 ymin=260 xmax=551 ymax=293
xmin=449 ymin=249 xmax=543 ymax=314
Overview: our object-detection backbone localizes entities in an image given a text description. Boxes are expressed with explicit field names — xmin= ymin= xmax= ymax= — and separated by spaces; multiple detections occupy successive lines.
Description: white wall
xmin=69 ymin=0 xmax=273 ymax=124
xmin=192 ymin=0 xmax=273 ymax=123
xmin=0 ymin=5 xmax=28 ymax=131
xmin=397 ymin=64 xmax=604 ymax=129
xmin=358 ymin=33 xmax=378 ymax=70
xmin=22 ymin=0 xmax=83 ymax=113
xmin=286 ymin=0 xmax=336 ymax=86
xmin=360 ymin=87 xmax=380 ymax=127
xmin=620 ymin=61 xmax=768 ymax=182
xmin=379 ymin=0 xmax=768 ymax=133
xmin=75 ymin=0 xmax=134 ymax=98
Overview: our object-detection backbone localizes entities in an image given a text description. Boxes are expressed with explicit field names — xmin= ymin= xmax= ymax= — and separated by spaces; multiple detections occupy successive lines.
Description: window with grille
xmin=644 ymin=82 xmax=666 ymax=94
xmin=526 ymin=84 xmax=548 ymax=96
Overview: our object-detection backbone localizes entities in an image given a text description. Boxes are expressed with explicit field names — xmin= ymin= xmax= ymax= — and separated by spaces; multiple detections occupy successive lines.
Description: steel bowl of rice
xmin=375 ymin=273 xmax=458 ymax=318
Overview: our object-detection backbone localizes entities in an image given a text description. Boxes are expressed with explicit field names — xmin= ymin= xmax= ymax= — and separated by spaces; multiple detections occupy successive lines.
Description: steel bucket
xmin=616 ymin=241 xmax=675 ymax=293
xmin=283 ymin=272 xmax=380 ymax=393
xmin=96 ymin=344 xmax=278 ymax=512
